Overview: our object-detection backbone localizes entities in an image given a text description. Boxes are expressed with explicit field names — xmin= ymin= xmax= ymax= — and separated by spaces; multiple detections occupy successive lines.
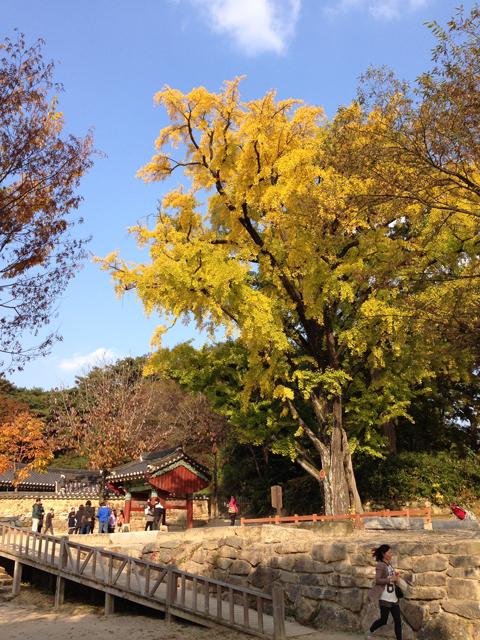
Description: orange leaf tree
xmin=53 ymin=358 xmax=227 ymax=472
xmin=0 ymin=408 xmax=54 ymax=486
xmin=0 ymin=33 xmax=94 ymax=371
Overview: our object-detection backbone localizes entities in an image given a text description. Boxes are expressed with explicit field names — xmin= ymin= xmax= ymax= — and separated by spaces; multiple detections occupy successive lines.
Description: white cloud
xmin=191 ymin=0 xmax=301 ymax=55
xmin=326 ymin=0 xmax=429 ymax=21
xmin=59 ymin=348 xmax=117 ymax=372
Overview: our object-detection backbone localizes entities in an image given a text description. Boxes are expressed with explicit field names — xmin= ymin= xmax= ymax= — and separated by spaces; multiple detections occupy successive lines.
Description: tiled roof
xmin=148 ymin=451 xmax=210 ymax=480
xmin=108 ymin=447 xmax=209 ymax=482
xmin=143 ymin=447 xmax=178 ymax=461
xmin=108 ymin=447 xmax=179 ymax=478
xmin=0 ymin=465 xmax=101 ymax=488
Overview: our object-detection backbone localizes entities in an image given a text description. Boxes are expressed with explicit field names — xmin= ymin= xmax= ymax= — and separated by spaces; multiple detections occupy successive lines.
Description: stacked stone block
xmin=0 ymin=495 xmax=209 ymax=532
xmin=140 ymin=527 xmax=480 ymax=640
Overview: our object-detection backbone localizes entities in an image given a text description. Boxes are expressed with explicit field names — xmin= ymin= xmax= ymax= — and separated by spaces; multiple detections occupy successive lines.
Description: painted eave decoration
xmin=107 ymin=446 xmax=210 ymax=483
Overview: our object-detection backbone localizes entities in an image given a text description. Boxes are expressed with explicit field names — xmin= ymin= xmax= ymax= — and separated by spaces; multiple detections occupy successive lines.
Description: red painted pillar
xmin=186 ymin=496 xmax=193 ymax=529
xmin=124 ymin=492 xmax=132 ymax=524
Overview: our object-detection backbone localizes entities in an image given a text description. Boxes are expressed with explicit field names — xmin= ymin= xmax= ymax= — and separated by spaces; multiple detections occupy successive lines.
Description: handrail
xmin=0 ymin=524 xmax=284 ymax=639
xmin=240 ymin=507 xmax=432 ymax=528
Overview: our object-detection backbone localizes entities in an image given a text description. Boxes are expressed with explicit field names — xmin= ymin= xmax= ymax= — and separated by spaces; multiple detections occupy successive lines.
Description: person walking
xmin=67 ymin=507 xmax=76 ymax=534
xmin=44 ymin=508 xmax=54 ymax=535
xmin=97 ymin=501 xmax=111 ymax=534
xmin=108 ymin=508 xmax=117 ymax=533
xmin=144 ymin=502 xmax=154 ymax=531
xmin=366 ymin=544 xmax=403 ymax=640
xmin=75 ymin=504 xmax=85 ymax=534
xmin=37 ymin=511 xmax=45 ymax=533
xmin=83 ymin=500 xmax=94 ymax=534
xmin=153 ymin=498 xmax=164 ymax=530
xmin=117 ymin=509 xmax=125 ymax=532
xmin=31 ymin=498 xmax=44 ymax=533
xmin=88 ymin=501 xmax=96 ymax=533
xmin=227 ymin=496 xmax=239 ymax=526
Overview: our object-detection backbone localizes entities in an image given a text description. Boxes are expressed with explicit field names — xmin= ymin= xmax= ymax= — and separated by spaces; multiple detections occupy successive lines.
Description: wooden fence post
xmin=165 ymin=566 xmax=176 ymax=622
xmin=272 ymin=583 xmax=286 ymax=640
xmin=104 ymin=592 xmax=115 ymax=615
xmin=423 ymin=507 xmax=433 ymax=530
xmin=54 ymin=575 xmax=65 ymax=609
xmin=12 ymin=560 xmax=22 ymax=596
xmin=59 ymin=537 xmax=68 ymax=570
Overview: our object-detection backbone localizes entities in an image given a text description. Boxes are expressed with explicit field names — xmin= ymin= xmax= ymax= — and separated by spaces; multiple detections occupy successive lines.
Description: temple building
xmin=107 ymin=447 xmax=210 ymax=528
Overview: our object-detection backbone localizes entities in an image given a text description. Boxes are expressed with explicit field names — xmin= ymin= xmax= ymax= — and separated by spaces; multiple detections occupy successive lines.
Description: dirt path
xmin=0 ymin=588 xmax=363 ymax=640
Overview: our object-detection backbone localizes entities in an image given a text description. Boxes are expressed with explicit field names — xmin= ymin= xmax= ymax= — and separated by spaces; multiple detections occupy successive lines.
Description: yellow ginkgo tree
xmin=101 ymin=73 xmax=477 ymax=514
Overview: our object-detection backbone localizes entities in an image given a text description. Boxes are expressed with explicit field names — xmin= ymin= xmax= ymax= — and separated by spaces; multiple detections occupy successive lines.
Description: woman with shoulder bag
xmin=366 ymin=544 xmax=403 ymax=639
xmin=227 ymin=496 xmax=238 ymax=526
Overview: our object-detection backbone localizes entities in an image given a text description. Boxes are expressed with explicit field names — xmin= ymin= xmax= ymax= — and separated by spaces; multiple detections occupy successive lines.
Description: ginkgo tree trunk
xmin=101 ymin=80 xmax=455 ymax=515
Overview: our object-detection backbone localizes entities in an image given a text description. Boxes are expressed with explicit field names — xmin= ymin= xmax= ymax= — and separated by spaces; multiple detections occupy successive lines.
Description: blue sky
xmin=3 ymin=0 xmax=475 ymax=389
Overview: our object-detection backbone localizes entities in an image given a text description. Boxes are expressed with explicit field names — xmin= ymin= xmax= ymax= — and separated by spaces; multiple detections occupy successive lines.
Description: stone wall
xmin=0 ymin=495 xmax=124 ymax=533
xmin=135 ymin=525 xmax=480 ymax=640
xmin=0 ymin=494 xmax=209 ymax=532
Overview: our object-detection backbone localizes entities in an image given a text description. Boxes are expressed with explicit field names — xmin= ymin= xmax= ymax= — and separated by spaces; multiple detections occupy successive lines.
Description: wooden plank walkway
xmin=0 ymin=525 xmax=314 ymax=639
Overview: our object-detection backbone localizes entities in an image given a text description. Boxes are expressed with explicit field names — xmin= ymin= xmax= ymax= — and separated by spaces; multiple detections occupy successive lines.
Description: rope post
xmin=272 ymin=583 xmax=286 ymax=640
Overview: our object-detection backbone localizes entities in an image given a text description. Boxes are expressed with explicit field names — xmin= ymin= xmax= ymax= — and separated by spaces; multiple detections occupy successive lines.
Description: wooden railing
xmin=0 ymin=524 xmax=285 ymax=639
xmin=240 ymin=507 xmax=432 ymax=528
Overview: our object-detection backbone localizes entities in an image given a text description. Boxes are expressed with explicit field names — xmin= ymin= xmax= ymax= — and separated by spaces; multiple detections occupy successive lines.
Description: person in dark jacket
xmin=89 ymin=502 xmax=96 ymax=533
xmin=366 ymin=544 xmax=403 ymax=639
xmin=67 ymin=507 xmax=76 ymax=534
xmin=44 ymin=509 xmax=54 ymax=535
xmin=31 ymin=498 xmax=45 ymax=533
xmin=83 ymin=500 xmax=94 ymax=534
xmin=75 ymin=505 xmax=85 ymax=534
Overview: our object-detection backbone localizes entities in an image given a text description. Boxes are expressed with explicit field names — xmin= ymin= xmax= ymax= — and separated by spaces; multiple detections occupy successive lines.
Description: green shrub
xmin=283 ymin=474 xmax=323 ymax=515
xmin=355 ymin=450 xmax=480 ymax=507
xmin=220 ymin=444 xmax=323 ymax=516
xmin=52 ymin=453 xmax=89 ymax=469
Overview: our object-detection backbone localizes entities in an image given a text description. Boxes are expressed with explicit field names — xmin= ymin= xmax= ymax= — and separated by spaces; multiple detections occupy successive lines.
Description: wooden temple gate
xmin=108 ymin=448 xmax=210 ymax=529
